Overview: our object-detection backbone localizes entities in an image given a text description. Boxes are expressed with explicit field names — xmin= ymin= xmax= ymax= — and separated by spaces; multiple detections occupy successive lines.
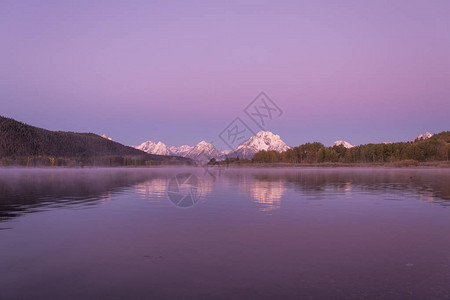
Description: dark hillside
xmin=0 ymin=116 xmax=191 ymax=166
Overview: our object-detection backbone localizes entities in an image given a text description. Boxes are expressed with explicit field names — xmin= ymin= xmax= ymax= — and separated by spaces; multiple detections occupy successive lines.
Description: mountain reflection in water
xmin=1 ymin=167 xmax=450 ymax=300
xmin=1 ymin=168 xmax=449 ymax=221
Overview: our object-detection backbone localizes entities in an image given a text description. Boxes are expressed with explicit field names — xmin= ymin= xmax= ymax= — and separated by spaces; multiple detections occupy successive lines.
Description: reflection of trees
xmin=0 ymin=168 xmax=215 ymax=221
xmin=225 ymin=169 xmax=450 ymax=206
xmin=280 ymin=169 xmax=450 ymax=204
xmin=1 ymin=168 xmax=449 ymax=221
xmin=0 ymin=169 xmax=169 ymax=220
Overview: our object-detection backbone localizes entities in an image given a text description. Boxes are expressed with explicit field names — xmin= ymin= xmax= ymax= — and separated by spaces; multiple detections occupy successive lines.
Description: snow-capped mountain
xmin=230 ymin=131 xmax=291 ymax=159
xmin=413 ymin=132 xmax=433 ymax=142
xmin=333 ymin=140 xmax=354 ymax=149
xmin=135 ymin=141 xmax=156 ymax=153
xmin=135 ymin=140 xmax=222 ymax=161
xmin=134 ymin=131 xmax=290 ymax=161
xmin=135 ymin=141 xmax=173 ymax=156
xmin=185 ymin=141 xmax=223 ymax=162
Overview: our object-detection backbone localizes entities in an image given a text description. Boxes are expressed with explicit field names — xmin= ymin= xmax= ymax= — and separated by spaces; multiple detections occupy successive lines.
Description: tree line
xmin=251 ymin=131 xmax=450 ymax=164
xmin=0 ymin=156 xmax=176 ymax=167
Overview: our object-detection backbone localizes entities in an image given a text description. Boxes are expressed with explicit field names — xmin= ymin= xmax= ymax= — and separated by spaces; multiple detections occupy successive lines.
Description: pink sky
xmin=1 ymin=0 xmax=449 ymax=148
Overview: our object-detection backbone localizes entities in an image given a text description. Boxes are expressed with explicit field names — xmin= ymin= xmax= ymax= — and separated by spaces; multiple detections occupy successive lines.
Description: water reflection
xmin=1 ymin=168 xmax=449 ymax=221
xmin=0 ymin=168 xmax=181 ymax=220
xmin=135 ymin=178 xmax=168 ymax=202
xmin=239 ymin=178 xmax=285 ymax=211
xmin=227 ymin=168 xmax=450 ymax=208
xmin=2 ymin=167 xmax=450 ymax=300
xmin=135 ymin=176 xmax=214 ymax=202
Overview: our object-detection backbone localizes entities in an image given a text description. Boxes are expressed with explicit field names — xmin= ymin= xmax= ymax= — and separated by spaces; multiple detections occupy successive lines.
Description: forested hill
xmin=0 ymin=116 xmax=191 ymax=166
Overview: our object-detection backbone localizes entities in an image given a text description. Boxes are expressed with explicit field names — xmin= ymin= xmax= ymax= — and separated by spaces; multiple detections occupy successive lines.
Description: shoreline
xmin=211 ymin=161 xmax=450 ymax=168
xmin=1 ymin=161 xmax=449 ymax=169
xmin=225 ymin=161 xmax=450 ymax=168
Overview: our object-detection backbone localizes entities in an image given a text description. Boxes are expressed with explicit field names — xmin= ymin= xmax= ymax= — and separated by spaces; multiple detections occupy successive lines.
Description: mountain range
xmin=1 ymin=115 xmax=439 ymax=165
xmin=135 ymin=131 xmax=291 ymax=161
xmin=135 ymin=131 xmax=437 ymax=162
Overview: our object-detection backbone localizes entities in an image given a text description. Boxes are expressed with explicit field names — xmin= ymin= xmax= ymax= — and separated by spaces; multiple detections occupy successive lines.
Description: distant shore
xmin=209 ymin=160 xmax=450 ymax=168
xmin=1 ymin=160 xmax=449 ymax=169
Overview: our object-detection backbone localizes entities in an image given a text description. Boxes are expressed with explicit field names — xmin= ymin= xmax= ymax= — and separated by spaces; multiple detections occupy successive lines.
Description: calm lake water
xmin=0 ymin=167 xmax=449 ymax=299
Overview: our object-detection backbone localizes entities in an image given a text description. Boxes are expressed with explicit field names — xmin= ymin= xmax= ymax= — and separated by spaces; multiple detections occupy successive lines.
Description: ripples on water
xmin=0 ymin=167 xmax=449 ymax=299
xmin=1 ymin=167 xmax=448 ymax=218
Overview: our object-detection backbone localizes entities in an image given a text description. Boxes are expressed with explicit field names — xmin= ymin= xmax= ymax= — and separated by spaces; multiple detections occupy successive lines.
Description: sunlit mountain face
xmin=134 ymin=131 xmax=291 ymax=161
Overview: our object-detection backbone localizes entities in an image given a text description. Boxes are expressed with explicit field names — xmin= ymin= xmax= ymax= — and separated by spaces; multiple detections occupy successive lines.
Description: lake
xmin=0 ymin=167 xmax=449 ymax=299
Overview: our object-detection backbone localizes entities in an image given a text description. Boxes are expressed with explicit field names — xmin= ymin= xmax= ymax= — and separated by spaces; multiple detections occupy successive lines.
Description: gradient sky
xmin=1 ymin=0 xmax=449 ymax=149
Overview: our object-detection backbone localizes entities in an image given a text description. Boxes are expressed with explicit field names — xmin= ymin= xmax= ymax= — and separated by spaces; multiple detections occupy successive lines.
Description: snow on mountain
xmin=185 ymin=141 xmax=223 ymax=162
xmin=413 ymin=132 xmax=433 ymax=142
xmin=221 ymin=149 xmax=233 ymax=155
xmin=101 ymin=134 xmax=112 ymax=141
xmin=134 ymin=131 xmax=290 ymax=161
xmin=152 ymin=142 xmax=174 ymax=156
xmin=135 ymin=141 xmax=155 ymax=153
xmin=231 ymin=131 xmax=291 ymax=159
xmin=169 ymin=145 xmax=193 ymax=156
xmin=135 ymin=141 xmax=174 ymax=156
xmin=332 ymin=140 xmax=354 ymax=149
xmin=132 ymin=130 xmax=440 ymax=162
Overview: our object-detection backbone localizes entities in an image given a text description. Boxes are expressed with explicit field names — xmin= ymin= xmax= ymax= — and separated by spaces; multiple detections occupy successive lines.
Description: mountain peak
xmin=187 ymin=141 xmax=222 ymax=162
xmin=135 ymin=140 xmax=173 ymax=156
xmin=333 ymin=140 xmax=354 ymax=149
xmin=196 ymin=141 xmax=210 ymax=146
xmin=231 ymin=131 xmax=290 ymax=159
xmin=413 ymin=132 xmax=433 ymax=142
xmin=254 ymin=130 xmax=283 ymax=140
xmin=256 ymin=130 xmax=277 ymax=136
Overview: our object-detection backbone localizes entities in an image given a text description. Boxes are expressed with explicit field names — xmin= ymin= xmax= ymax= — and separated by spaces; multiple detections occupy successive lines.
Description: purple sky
xmin=1 ymin=0 xmax=449 ymax=149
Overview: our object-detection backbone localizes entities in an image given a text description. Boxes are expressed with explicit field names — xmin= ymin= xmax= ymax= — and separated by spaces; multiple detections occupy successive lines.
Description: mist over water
xmin=1 ymin=167 xmax=450 ymax=299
